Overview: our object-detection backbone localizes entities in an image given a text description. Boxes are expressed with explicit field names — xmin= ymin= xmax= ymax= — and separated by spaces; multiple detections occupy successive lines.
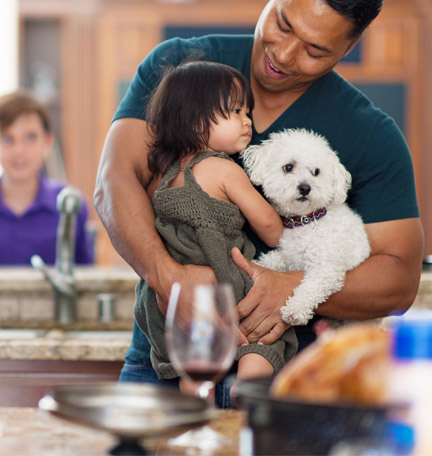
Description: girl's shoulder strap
xmin=186 ymin=150 xmax=233 ymax=168
xmin=157 ymin=160 xmax=181 ymax=190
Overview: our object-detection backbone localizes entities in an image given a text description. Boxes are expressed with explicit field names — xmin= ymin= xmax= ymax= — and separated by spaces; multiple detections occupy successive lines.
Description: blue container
xmin=392 ymin=319 xmax=432 ymax=360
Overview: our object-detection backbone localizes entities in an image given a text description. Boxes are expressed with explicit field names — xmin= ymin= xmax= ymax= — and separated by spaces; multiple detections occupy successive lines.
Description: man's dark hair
xmin=146 ymin=60 xmax=254 ymax=175
xmin=324 ymin=0 xmax=383 ymax=39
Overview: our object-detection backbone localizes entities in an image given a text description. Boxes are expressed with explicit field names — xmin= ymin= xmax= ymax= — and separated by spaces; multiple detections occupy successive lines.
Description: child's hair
xmin=146 ymin=60 xmax=254 ymax=175
xmin=0 ymin=90 xmax=51 ymax=135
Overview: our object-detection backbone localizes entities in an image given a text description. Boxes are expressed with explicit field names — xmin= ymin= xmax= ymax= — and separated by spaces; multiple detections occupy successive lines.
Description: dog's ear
xmin=241 ymin=143 xmax=272 ymax=185
xmin=331 ymin=154 xmax=352 ymax=205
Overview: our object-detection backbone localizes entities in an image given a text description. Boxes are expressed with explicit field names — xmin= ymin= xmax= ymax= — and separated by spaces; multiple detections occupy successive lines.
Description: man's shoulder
xmin=318 ymin=71 xmax=389 ymax=122
xmin=115 ymin=34 xmax=254 ymax=122
xmin=159 ymin=34 xmax=253 ymax=50
xmin=308 ymin=71 xmax=401 ymax=147
xmin=150 ymin=34 xmax=253 ymax=66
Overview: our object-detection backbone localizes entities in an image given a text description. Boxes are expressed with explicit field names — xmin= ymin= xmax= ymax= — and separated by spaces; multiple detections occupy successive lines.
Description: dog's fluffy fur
xmin=242 ymin=129 xmax=370 ymax=326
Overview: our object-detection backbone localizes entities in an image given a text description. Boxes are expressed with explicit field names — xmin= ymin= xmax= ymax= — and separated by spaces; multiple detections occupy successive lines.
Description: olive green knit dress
xmin=134 ymin=151 xmax=298 ymax=379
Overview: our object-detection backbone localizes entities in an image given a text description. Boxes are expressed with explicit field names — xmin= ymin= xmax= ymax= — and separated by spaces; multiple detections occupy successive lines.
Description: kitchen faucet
xmin=31 ymin=187 xmax=82 ymax=324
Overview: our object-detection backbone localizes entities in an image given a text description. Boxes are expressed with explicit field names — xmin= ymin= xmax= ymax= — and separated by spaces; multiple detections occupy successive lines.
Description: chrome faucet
xmin=31 ymin=187 xmax=82 ymax=324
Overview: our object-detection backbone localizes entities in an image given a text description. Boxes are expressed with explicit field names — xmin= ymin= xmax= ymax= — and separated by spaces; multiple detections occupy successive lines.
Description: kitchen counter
xmin=414 ymin=270 xmax=432 ymax=308
xmin=0 ymin=330 xmax=132 ymax=407
xmin=0 ymin=266 xmax=137 ymax=327
xmin=0 ymin=329 xmax=132 ymax=361
xmin=0 ymin=407 xmax=245 ymax=455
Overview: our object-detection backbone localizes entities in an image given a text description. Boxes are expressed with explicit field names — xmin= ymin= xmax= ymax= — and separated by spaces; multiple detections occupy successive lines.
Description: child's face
xmin=0 ymin=113 xmax=52 ymax=184
xmin=207 ymin=102 xmax=252 ymax=155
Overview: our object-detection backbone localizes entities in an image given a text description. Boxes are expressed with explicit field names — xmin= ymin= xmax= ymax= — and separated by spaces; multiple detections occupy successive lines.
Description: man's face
xmin=251 ymin=0 xmax=357 ymax=94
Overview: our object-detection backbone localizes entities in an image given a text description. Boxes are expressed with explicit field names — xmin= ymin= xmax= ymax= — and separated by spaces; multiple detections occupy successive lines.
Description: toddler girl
xmin=134 ymin=60 xmax=298 ymax=403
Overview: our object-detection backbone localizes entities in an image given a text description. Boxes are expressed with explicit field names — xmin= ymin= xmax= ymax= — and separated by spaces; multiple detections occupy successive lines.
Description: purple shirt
xmin=0 ymin=174 xmax=94 ymax=265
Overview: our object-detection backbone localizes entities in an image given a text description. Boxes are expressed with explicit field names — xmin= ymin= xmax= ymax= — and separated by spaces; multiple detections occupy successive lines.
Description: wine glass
xmin=165 ymin=282 xmax=238 ymax=402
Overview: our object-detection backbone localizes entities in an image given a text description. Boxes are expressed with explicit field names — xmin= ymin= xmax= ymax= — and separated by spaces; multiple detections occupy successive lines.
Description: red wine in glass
xmin=183 ymin=361 xmax=226 ymax=384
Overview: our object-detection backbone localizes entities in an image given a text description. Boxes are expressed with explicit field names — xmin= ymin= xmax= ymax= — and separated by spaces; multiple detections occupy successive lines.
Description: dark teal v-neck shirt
xmin=114 ymin=34 xmax=419 ymax=359
xmin=115 ymin=34 xmax=418 ymax=225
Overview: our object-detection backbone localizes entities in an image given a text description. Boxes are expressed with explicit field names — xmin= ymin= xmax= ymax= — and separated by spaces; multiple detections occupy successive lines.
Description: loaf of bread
xmin=270 ymin=323 xmax=390 ymax=406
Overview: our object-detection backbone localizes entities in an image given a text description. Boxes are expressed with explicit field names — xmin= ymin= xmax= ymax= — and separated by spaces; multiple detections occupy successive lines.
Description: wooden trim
xmin=19 ymin=0 xmax=431 ymax=261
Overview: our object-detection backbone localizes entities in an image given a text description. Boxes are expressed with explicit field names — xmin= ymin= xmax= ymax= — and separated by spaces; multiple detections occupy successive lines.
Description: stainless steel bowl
xmin=39 ymin=382 xmax=216 ymax=455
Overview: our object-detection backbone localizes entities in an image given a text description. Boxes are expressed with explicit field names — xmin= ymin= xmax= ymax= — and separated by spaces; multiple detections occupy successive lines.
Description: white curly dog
xmin=242 ymin=128 xmax=370 ymax=326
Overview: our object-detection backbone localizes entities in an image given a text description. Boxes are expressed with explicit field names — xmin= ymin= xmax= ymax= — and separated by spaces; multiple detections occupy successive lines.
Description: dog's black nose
xmin=298 ymin=183 xmax=311 ymax=196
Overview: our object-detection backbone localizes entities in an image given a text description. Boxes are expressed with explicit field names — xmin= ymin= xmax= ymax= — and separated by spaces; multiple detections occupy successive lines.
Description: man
xmin=94 ymin=0 xmax=423 ymax=402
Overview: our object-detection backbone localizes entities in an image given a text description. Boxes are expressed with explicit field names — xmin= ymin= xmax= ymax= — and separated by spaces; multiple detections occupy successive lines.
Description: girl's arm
xmin=221 ymin=161 xmax=283 ymax=247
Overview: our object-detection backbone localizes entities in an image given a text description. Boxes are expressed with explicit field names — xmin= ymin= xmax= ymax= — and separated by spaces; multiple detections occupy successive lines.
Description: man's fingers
xmin=231 ymin=247 xmax=256 ymax=278
xmin=156 ymin=294 xmax=168 ymax=316
xmin=258 ymin=323 xmax=290 ymax=345
xmin=237 ymin=327 xmax=249 ymax=346
xmin=239 ymin=295 xmax=279 ymax=337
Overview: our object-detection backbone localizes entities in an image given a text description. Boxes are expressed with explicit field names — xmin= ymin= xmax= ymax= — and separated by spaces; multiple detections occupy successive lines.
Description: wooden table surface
xmin=0 ymin=407 xmax=247 ymax=455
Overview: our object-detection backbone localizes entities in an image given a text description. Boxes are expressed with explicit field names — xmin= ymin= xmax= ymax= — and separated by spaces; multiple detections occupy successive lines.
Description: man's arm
xmin=94 ymin=118 xmax=216 ymax=310
xmin=233 ymin=217 xmax=424 ymax=344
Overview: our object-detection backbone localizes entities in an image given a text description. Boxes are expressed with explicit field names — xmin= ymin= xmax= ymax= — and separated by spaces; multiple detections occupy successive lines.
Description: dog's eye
xmin=282 ymin=164 xmax=294 ymax=173
xmin=313 ymin=168 xmax=320 ymax=176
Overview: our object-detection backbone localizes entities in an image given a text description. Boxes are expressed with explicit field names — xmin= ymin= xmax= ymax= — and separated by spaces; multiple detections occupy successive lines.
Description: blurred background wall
xmin=13 ymin=0 xmax=432 ymax=264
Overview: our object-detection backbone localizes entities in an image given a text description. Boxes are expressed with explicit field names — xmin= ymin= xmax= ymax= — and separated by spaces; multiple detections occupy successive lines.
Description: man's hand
xmin=231 ymin=247 xmax=300 ymax=345
xmin=232 ymin=218 xmax=424 ymax=340
xmin=155 ymin=263 xmax=217 ymax=315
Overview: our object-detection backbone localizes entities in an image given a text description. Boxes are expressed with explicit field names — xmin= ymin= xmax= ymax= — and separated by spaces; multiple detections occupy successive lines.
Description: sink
xmin=0 ymin=266 xmax=137 ymax=325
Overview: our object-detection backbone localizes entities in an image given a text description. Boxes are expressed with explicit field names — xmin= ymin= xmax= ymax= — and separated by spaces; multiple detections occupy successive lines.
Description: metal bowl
xmin=39 ymin=383 xmax=216 ymax=455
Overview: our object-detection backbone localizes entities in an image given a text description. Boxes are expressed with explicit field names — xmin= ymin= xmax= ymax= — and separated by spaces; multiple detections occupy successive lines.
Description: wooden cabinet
xmin=18 ymin=0 xmax=432 ymax=258
xmin=0 ymin=359 xmax=122 ymax=407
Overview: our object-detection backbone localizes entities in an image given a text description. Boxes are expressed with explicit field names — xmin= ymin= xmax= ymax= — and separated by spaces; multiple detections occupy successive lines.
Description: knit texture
xmin=134 ymin=151 xmax=297 ymax=378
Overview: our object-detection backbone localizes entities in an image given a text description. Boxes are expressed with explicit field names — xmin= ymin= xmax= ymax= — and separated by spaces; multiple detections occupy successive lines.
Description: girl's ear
xmin=241 ymin=143 xmax=270 ymax=185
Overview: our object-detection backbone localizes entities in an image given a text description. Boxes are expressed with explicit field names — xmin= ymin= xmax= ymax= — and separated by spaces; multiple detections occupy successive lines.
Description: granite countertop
xmin=414 ymin=270 xmax=432 ymax=308
xmin=0 ymin=408 xmax=245 ymax=456
xmin=0 ymin=329 xmax=132 ymax=361
xmin=0 ymin=266 xmax=139 ymax=292
xmin=0 ymin=265 xmax=138 ymax=328
xmin=0 ymin=270 xmax=429 ymax=363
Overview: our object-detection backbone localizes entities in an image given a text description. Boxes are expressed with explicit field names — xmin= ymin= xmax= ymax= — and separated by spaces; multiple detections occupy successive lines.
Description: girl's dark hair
xmin=146 ymin=60 xmax=254 ymax=175
xmin=324 ymin=0 xmax=383 ymax=39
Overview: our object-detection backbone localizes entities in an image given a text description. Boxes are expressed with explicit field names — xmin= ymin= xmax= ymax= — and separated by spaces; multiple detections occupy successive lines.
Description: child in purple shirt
xmin=0 ymin=91 xmax=93 ymax=265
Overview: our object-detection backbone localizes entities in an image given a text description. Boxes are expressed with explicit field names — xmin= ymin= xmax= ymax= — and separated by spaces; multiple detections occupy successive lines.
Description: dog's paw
xmin=280 ymin=301 xmax=314 ymax=326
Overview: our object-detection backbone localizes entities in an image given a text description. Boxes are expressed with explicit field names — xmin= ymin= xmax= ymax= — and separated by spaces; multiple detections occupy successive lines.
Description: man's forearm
xmin=94 ymin=118 xmax=176 ymax=296
xmin=94 ymin=169 xmax=172 ymax=283
xmin=94 ymin=120 xmax=218 ymax=306
xmin=317 ymin=218 xmax=424 ymax=320
xmin=317 ymin=253 xmax=421 ymax=320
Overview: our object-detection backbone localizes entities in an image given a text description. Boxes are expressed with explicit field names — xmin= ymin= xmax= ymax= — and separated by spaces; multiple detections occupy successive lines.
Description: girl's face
xmin=207 ymin=102 xmax=252 ymax=155
xmin=0 ymin=113 xmax=52 ymax=184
